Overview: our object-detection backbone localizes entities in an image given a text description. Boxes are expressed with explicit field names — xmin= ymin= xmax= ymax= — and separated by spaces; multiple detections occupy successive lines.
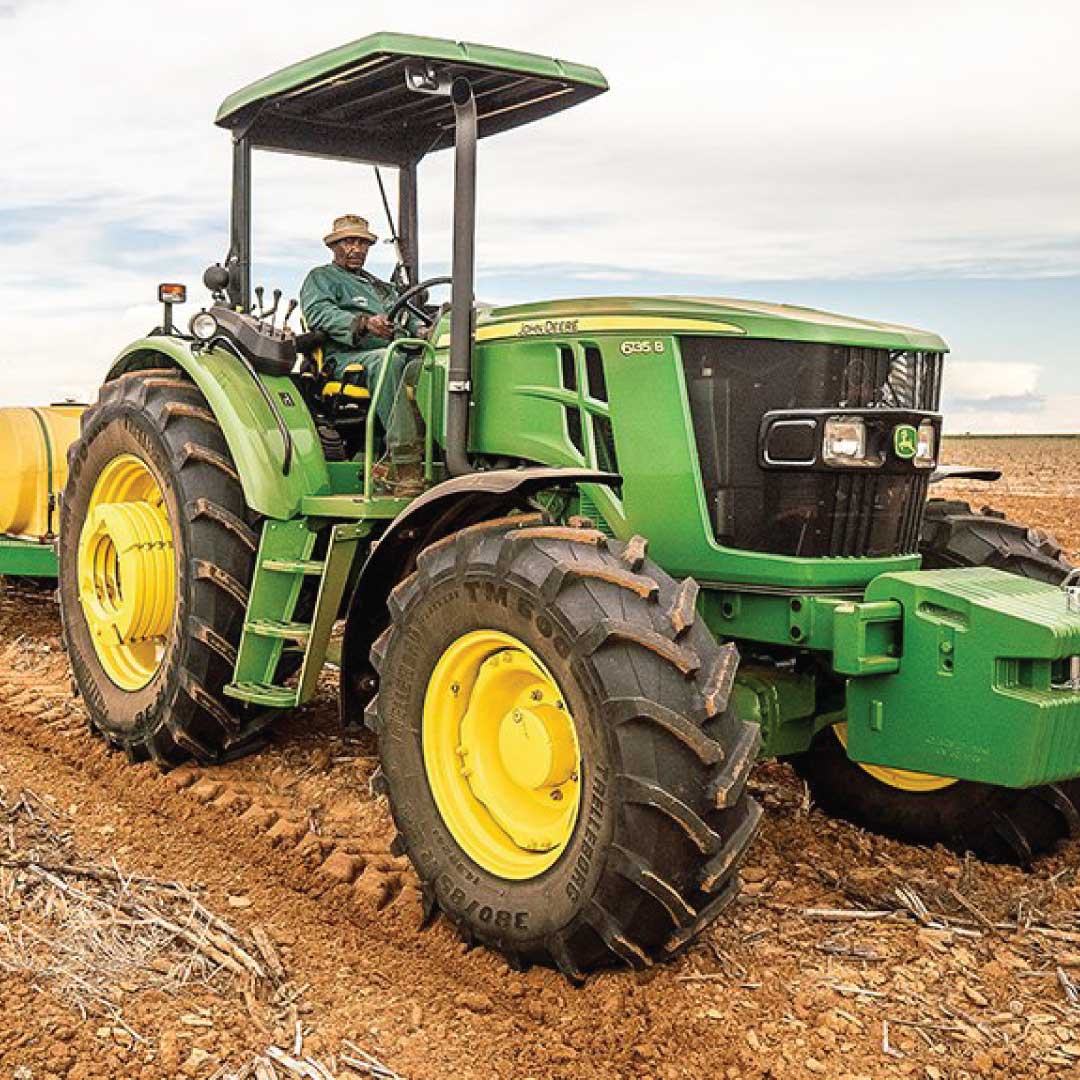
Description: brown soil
xmin=2 ymin=440 xmax=1080 ymax=1079
xmin=938 ymin=436 xmax=1080 ymax=562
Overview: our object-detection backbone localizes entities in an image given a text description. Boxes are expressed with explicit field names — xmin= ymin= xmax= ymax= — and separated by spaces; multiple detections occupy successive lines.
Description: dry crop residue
xmin=1 ymin=439 xmax=1080 ymax=1079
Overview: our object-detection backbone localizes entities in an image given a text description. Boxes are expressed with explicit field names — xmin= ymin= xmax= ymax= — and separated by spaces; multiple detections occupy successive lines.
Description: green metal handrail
xmin=362 ymin=337 xmax=437 ymax=500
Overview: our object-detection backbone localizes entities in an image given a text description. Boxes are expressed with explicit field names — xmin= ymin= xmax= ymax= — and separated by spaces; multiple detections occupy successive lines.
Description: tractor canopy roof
xmin=215 ymin=32 xmax=608 ymax=166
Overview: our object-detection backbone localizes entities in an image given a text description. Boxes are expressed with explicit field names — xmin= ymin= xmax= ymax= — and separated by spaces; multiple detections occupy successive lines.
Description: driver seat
xmin=321 ymin=361 xmax=371 ymax=403
xmin=292 ymin=328 xmax=371 ymax=460
xmin=293 ymin=319 xmax=371 ymax=405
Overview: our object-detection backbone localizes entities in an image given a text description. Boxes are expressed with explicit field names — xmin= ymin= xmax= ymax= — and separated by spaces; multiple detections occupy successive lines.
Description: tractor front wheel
xmin=792 ymin=498 xmax=1080 ymax=865
xmin=59 ymin=369 xmax=264 ymax=766
xmin=364 ymin=519 xmax=762 ymax=976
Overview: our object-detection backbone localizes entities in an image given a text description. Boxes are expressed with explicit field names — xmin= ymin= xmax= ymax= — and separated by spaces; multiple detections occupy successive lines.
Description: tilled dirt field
xmin=3 ymin=438 xmax=1080 ymax=1079
xmin=936 ymin=436 xmax=1080 ymax=563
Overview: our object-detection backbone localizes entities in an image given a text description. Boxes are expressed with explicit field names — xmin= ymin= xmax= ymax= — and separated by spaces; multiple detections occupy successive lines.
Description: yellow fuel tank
xmin=0 ymin=406 xmax=85 ymax=540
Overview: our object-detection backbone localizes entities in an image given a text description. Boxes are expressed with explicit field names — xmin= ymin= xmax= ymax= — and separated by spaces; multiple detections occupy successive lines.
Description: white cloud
xmin=1 ymin=0 xmax=1079 ymax=422
xmin=571 ymin=271 xmax=638 ymax=282
xmin=4 ymin=0 xmax=1079 ymax=278
xmin=944 ymin=394 xmax=1080 ymax=436
xmin=944 ymin=362 xmax=1041 ymax=402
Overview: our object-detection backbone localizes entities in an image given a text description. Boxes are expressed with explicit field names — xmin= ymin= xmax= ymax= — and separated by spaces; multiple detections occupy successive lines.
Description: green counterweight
xmin=846 ymin=568 xmax=1080 ymax=787
xmin=706 ymin=569 xmax=1080 ymax=787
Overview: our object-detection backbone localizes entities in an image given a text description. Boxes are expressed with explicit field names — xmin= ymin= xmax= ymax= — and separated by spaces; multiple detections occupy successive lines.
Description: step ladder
xmin=224 ymin=518 xmax=368 ymax=709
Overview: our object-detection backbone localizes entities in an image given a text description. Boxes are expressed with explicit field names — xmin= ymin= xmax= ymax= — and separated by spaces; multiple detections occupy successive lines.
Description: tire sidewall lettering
xmin=378 ymin=562 xmax=617 ymax=946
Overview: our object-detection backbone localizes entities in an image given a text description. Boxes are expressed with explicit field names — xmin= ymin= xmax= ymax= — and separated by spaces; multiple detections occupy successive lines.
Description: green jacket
xmin=299 ymin=262 xmax=419 ymax=377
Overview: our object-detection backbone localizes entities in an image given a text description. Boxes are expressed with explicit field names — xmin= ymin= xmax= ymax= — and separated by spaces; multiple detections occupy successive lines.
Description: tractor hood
xmin=446 ymin=296 xmax=947 ymax=353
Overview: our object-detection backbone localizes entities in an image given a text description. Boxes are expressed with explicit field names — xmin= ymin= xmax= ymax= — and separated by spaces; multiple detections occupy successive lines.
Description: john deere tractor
xmin=41 ymin=34 xmax=1080 ymax=975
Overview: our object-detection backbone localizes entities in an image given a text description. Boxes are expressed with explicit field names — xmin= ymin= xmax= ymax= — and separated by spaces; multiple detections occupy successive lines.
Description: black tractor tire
xmin=364 ymin=519 xmax=763 ymax=976
xmin=792 ymin=498 xmax=1080 ymax=865
xmin=919 ymin=498 xmax=1072 ymax=582
xmin=59 ymin=368 xmax=269 ymax=767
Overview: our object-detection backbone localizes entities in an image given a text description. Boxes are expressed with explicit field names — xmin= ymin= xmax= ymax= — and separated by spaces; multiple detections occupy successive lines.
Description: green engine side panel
xmin=107 ymin=339 xmax=330 ymax=520
xmin=464 ymin=329 xmax=920 ymax=589
xmin=456 ymin=295 xmax=947 ymax=353
xmin=846 ymin=568 xmax=1080 ymax=787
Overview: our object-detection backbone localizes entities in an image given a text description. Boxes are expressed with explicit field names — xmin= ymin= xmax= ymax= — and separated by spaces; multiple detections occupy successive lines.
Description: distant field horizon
xmin=938 ymin=435 xmax=1080 ymax=561
xmin=944 ymin=433 xmax=1080 ymax=439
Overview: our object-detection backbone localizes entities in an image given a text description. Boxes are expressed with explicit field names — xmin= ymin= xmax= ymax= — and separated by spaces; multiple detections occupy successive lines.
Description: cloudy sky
xmin=2 ymin=0 xmax=1078 ymax=431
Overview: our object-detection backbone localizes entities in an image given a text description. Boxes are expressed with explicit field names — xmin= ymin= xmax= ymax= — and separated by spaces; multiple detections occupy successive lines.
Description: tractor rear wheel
xmin=364 ymin=519 xmax=763 ymax=976
xmin=792 ymin=498 xmax=1080 ymax=864
xmin=59 ymin=369 xmax=266 ymax=766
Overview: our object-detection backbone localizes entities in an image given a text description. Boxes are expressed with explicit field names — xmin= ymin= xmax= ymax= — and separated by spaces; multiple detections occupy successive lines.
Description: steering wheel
xmin=387 ymin=275 xmax=452 ymax=332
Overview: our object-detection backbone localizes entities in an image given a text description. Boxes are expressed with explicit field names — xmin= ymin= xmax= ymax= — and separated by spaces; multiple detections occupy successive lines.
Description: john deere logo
xmin=893 ymin=424 xmax=918 ymax=459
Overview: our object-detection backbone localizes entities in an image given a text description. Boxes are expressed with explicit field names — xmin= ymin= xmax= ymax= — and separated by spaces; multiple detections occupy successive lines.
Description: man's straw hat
xmin=324 ymin=214 xmax=378 ymax=247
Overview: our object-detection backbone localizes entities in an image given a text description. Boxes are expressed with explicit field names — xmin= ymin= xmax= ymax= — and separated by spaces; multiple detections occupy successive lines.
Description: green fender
xmin=106 ymin=337 xmax=329 ymax=520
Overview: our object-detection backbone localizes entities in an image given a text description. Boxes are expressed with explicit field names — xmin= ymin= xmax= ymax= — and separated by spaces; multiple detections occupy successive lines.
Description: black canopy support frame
xmin=227 ymin=137 xmax=252 ymax=311
xmin=398 ymin=159 xmax=419 ymax=285
xmin=225 ymin=136 xmax=422 ymax=315
xmin=225 ymin=62 xmax=476 ymax=474
xmin=217 ymin=41 xmax=605 ymax=315
xmin=216 ymin=40 xmax=607 ymax=479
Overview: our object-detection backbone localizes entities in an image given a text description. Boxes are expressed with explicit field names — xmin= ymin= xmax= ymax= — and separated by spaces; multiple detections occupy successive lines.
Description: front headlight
xmin=914 ymin=420 xmax=936 ymax=469
xmin=189 ymin=311 xmax=219 ymax=342
xmin=823 ymin=416 xmax=880 ymax=467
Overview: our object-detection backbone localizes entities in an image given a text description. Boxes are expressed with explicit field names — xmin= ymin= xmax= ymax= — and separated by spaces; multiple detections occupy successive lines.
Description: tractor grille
xmin=836 ymin=347 xmax=942 ymax=411
xmin=679 ymin=337 xmax=944 ymax=559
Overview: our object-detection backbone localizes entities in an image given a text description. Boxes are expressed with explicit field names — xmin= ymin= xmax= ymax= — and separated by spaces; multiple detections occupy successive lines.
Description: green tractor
xmin=55 ymin=33 xmax=1080 ymax=976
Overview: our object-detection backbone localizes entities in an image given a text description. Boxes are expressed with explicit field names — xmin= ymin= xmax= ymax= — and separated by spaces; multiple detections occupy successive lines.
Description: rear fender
xmin=338 ymin=467 xmax=620 ymax=729
xmin=106 ymin=338 xmax=329 ymax=519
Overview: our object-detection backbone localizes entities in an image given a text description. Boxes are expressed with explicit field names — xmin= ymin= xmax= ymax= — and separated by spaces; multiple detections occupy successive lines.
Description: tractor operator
xmin=300 ymin=214 xmax=425 ymax=488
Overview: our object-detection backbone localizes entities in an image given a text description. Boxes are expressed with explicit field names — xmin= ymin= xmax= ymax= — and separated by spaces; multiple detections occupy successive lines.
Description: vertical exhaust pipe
xmin=445 ymin=77 xmax=477 ymax=477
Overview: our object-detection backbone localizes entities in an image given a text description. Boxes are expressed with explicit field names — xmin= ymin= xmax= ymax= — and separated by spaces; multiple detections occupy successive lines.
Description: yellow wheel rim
xmin=77 ymin=453 xmax=176 ymax=691
xmin=833 ymin=722 xmax=957 ymax=793
xmin=423 ymin=630 xmax=582 ymax=880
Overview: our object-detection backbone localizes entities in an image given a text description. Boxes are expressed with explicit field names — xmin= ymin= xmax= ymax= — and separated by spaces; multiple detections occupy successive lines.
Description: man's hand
xmin=366 ymin=314 xmax=394 ymax=340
